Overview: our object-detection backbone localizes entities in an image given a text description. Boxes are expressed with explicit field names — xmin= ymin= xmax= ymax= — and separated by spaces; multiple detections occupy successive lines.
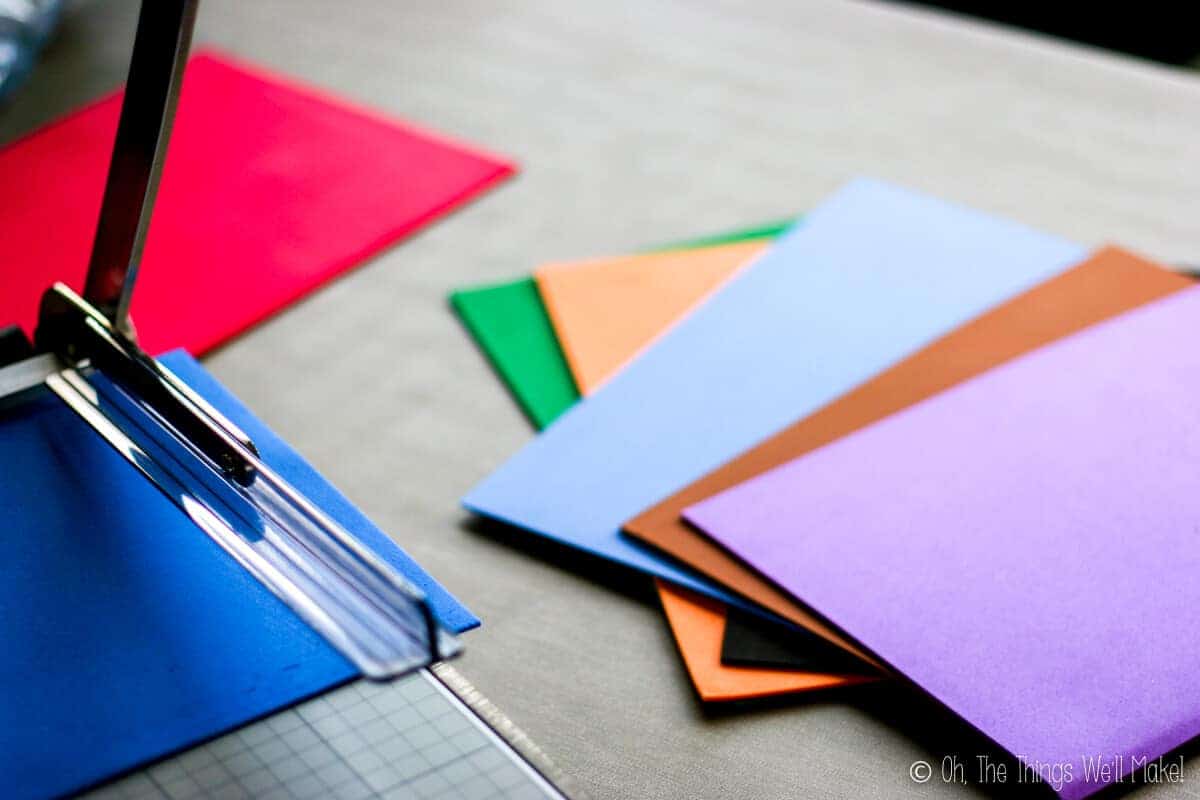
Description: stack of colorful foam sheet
xmin=454 ymin=177 xmax=1200 ymax=798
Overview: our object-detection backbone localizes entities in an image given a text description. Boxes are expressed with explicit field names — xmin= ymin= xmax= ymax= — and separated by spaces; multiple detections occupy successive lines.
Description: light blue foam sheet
xmin=462 ymin=178 xmax=1086 ymax=602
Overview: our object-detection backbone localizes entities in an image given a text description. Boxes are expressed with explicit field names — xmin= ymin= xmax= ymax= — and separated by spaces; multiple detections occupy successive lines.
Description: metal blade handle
xmin=83 ymin=0 xmax=198 ymax=331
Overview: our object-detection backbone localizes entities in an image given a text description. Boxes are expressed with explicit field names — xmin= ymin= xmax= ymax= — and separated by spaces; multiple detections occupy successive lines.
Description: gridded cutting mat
xmin=83 ymin=670 xmax=568 ymax=800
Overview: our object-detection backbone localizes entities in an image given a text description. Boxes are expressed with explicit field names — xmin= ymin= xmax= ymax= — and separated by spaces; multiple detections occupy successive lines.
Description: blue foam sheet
xmin=463 ymin=178 xmax=1086 ymax=602
xmin=0 ymin=350 xmax=476 ymax=799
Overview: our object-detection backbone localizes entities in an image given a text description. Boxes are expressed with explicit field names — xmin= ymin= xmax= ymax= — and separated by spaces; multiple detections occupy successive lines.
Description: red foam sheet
xmin=0 ymin=50 xmax=515 ymax=354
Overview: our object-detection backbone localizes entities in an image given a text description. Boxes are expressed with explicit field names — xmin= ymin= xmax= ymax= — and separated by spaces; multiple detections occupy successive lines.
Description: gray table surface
xmin=5 ymin=1 xmax=1200 ymax=798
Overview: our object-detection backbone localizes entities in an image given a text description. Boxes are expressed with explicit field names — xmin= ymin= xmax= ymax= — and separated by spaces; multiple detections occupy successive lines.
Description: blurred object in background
xmin=0 ymin=0 xmax=64 ymax=103
xmin=909 ymin=2 xmax=1200 ymax=65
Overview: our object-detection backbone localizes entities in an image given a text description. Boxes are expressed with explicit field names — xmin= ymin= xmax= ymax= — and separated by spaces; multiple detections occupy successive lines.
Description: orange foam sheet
xmin=656 ymin=581 xmax=868 ymax=702
xmin=536 ymin=241 xmax=766 ymax=394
